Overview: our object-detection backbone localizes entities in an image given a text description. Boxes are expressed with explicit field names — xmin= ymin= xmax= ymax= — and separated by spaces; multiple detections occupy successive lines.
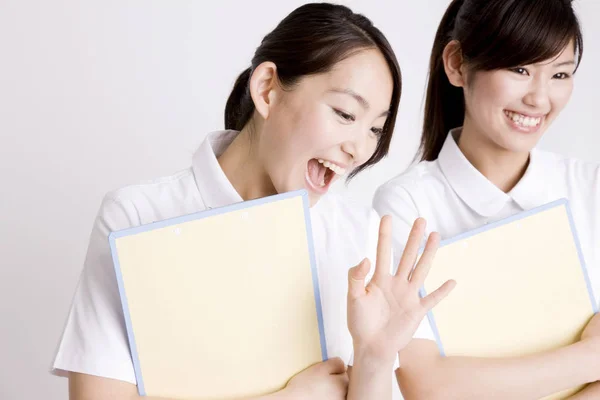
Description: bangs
xmin=463 ymin=0 xmax=583 ymax=71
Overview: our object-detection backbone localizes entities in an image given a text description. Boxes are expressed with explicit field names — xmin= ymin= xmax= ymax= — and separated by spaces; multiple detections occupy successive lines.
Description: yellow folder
xmin=109 ymin=190 xmax=326 ymax=399
xmin=421 ymin=199 xmax=598 ymax=399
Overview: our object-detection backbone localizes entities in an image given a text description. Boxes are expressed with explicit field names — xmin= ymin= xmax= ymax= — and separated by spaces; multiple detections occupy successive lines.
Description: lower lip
xmin=304 ymin=170 xmax=333 ymax=195
xmin=504 ymin=111 xmax=544 ymax=134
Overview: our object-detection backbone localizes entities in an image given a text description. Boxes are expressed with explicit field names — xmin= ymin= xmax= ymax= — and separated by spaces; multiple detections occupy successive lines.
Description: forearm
xmin=86 ymin=390 xmax=291 ymax=400
xmin=138 ymin=394 xmax=285 ymax=400
xmin=348 ymin=349 xmax=395 ymax=400
xmin=69 ymin=372 xmax=296 ymax=400
xmin=398 ymin=340 xmax=599 ymax=400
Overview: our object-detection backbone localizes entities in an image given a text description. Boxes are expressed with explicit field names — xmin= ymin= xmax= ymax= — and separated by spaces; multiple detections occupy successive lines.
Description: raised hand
xmin=347 ymin=216 xmax=456 ymax=363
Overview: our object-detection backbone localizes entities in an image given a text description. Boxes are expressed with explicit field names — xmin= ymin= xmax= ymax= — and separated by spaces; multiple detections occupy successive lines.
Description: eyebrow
xmin=328 ymin=88 xmax=390 ymax=118
xmin=554 ymin=60 xmax=576 ymax=67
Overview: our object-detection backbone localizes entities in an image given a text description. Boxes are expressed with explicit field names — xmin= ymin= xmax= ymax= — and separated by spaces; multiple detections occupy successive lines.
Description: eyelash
xmin=334 ymin=109 xmax=355 ymax=122
xmin=510 ymin=67 xmax=529 ymax=75
xmin=371 ymin=127 xmax=384 ymax=137
xmin=333 ymin=108 xmax=385 ymax=137
xmin=509 ymin=67 xmax=572 ymax=79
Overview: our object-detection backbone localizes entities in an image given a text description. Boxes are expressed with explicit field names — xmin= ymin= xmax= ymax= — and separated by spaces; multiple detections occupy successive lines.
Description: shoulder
xmin=376 ymin=160 xmax=445 ymax=201
xmin=106 ymin=168 xmax=197 ymax=209
xmin=535 ymin=149 xmax=600 ymax=189
xmin=98 ymin=167 xmax=201 ymax=228
xmin=374 ymin=160 xmax=445 ymax=219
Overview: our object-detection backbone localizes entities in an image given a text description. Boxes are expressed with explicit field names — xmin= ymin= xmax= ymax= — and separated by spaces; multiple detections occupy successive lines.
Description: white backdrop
xmin=1 ymin=1 xmax=599 ymax=399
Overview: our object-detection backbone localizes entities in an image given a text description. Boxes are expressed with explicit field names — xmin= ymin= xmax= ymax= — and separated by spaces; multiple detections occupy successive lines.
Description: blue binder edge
xmin=108 ymin=189 xmax=328 ymax=396
xmin=418 ymin=198 xmax=598 ymax=358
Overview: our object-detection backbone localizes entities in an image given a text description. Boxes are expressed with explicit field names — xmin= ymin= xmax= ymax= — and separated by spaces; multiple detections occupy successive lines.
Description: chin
xmin=272 ymin=181 xmax=321 ymax=206
xmin=497 ymin=138 xmax=539 ymax=155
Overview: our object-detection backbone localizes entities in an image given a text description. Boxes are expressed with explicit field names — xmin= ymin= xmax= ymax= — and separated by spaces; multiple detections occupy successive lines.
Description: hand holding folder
xmin=110 ymin=191 xmax=328 ymax=399
xmin=110 ymin=190 xmax=458 ymax=400
xmin=420 ymin=200 xmax=599 ymax=399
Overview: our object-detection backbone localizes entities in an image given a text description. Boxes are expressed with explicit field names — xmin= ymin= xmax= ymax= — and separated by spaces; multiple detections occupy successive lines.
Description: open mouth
xmin=504 ymin=110 xmax=545 ymax=132
xmin=304 ymin=158 xmax=347 ymax=195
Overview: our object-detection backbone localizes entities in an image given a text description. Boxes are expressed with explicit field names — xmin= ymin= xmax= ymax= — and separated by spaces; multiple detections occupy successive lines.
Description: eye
xmin=370 ymin=127 xmax=384 ymax=138
xmin=553 ymin=72 xmax=571 ymax=80
xmin=333 ymin=108 xmax=355 ymax=122
xmin=509 ymin=67 xmax=529 ymax=76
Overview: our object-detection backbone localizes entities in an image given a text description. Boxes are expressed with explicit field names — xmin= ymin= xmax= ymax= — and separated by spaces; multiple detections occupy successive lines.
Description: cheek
xmin=268 ymin=107 xmax=336 ymax=171
xmin=293 ymin=107 xmax=337 ymax=147
xmin=470 ymin=73 xmax=520 ymax=111
xmin=269 ymin=102 xmax=322 ymax=149
xmin=485 ymin=78 xmax=520 ymax=109
xmin=365 ymin=138 xmax=379 ymax=159
xmin=551 ymin=85 xmax=573 ymax=113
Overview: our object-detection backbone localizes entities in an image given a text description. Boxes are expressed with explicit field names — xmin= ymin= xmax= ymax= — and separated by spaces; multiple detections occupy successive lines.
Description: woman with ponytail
xmin=375 ymin=0 xmax=600 ymax=398
xmin=51 ymin=3 xmax=454 ymax=400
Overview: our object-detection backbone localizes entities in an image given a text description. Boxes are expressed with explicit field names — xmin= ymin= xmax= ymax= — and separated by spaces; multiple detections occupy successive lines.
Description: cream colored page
xmin=424 ymin=205 xmax=595 ymax=399
xmin=115 ymin=196 xmax=323 ymax=399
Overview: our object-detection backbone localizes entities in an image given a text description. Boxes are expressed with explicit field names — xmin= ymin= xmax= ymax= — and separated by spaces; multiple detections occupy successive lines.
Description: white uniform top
xmin=51 ymin=130 xmax=384 ymax=385
xmin=374 ymin=127 xmax=600 ymax=341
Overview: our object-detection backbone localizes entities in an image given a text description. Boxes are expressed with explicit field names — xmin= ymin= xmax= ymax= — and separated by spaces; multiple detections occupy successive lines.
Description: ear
xmin=249 ymin=61 xmax=279 ymax=120
xmin=442 ymin=40 xmax=466 ymax=88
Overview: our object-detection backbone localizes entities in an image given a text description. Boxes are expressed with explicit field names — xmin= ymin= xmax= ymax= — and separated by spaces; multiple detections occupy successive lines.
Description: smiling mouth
xmin=504 ymin=110 xmax=544 ymax=129
xmin=305 ymin=158 xmax=347 ymax=194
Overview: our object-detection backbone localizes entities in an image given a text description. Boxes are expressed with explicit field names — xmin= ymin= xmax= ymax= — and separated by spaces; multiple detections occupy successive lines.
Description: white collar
xmin=437 ymin=127 xmax=552 ymax=216
xmin=192 ymin=130 xmax=243 ymax=209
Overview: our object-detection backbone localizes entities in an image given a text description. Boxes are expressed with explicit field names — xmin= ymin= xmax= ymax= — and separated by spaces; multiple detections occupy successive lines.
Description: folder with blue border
xmin=109 ymin=190 xmax=327 ymax=399
xmin=419 ymin=198 xmax=598 ymax=399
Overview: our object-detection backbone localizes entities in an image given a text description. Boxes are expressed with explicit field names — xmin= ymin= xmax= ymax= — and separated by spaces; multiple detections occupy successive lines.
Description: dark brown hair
xmin=420 ymin=0 xmax=583 ymax=161
xmin=224 ymin=2 xmax=401 ymax=178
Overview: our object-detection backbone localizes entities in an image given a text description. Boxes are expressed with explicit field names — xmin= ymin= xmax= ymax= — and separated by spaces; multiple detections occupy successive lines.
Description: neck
xmin=217 ymin=125 xmax=277 ymax=201
xmin=457 ymin=118 xmax=530 ymax=193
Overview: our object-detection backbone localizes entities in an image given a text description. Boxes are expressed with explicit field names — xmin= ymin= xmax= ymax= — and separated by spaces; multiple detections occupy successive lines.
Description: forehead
xmin=539 ymin=40 xmax=576 ymax=65
xmin=294 ymin=49 xmax=394 ymax=110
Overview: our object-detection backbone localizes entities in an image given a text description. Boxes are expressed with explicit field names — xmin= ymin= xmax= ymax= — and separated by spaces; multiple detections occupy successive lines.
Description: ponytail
xmin=224 ymin=68 xmax=253 ymax=131
xmin=420 ymin=0 xmax=466 ymax=161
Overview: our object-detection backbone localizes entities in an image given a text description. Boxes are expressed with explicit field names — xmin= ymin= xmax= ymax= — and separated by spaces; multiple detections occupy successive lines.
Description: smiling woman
xmin=374 ymin=0 xmax=600 ymax=399
xmin=219 ymin=47 xmax=395 ymax=204
xmin=50 ymin=3 xmax=455 ymax=400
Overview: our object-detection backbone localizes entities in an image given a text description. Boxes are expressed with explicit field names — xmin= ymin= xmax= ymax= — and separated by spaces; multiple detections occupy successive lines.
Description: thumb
xmin=348 ymin=258 xmax=370 ymax=300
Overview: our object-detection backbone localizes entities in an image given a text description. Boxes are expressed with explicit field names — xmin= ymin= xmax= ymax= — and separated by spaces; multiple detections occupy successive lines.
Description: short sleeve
xmin=51 ymin=194 xmax=140 ymax=384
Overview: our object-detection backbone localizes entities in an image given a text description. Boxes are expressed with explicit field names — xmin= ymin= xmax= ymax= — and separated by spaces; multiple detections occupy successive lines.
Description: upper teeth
xmin=505 ymin=111 xmax=542 ymax=127
xmin=317 ymin=159 xmax=346 ymax=176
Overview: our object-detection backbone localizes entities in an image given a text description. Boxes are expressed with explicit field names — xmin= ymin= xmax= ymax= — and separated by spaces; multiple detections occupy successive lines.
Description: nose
xmin=522 ymin=77 xmax=550 ymax=112
xmin=341 ymin=140 xmax=357 ymax=162
xmin=341 ymin=129 xmax=374 ymax=166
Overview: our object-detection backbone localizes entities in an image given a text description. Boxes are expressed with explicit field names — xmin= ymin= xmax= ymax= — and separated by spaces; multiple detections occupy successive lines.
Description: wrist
xmin=352 ymin=341 xmax=397 ymax=370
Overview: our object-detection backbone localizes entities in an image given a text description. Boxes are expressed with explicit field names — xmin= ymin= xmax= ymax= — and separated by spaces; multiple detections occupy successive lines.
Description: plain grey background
xmin=2 ymin=1 xmax=599 ymax=399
